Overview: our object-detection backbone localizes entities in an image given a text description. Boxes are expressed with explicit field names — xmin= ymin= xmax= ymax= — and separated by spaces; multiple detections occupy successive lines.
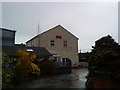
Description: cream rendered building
xmin=26 ymin=25 xmax=79 ymax=64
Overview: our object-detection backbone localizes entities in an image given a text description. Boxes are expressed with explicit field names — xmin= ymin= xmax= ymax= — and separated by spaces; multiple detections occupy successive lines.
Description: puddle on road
xmin=17 ymin=68 xmax=88 ymax=88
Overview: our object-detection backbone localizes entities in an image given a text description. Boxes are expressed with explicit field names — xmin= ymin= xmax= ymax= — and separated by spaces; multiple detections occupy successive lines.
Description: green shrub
xmin=30 ymin=62 xmax=40 ymax=77
xmin=2 ymin=53 xmax=15 ymax=88
xmin=86 ymin=35 xmax=120 ymax=88
xmin=13 ymin=64 xmax=25 ymax=86
xmin=0 ymin=53 xmax=2 ymax=89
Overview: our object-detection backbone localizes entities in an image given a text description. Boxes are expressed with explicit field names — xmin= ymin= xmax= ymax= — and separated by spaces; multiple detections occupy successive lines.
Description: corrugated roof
xmin=2 ymin=46 xmax=52 ymax=58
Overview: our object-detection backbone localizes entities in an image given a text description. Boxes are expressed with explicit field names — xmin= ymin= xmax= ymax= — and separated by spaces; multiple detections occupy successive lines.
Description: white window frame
xmin=50 ymin=40 xmax=55 ymax=46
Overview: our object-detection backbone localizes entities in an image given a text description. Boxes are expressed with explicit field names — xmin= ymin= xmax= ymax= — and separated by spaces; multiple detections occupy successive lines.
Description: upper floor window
xmin=50 ymin=40 xmax=55 ymax=46
xmin=63 ymin=40 xmax=67 ymax=47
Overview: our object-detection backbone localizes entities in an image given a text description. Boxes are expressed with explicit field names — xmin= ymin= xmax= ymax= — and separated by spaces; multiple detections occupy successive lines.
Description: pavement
xmin=17 ymin=68 xmax=88 ymax=88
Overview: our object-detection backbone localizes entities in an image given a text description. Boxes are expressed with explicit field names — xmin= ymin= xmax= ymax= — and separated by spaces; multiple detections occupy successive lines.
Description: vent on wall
xmin=56 ymin=36 xmax=62 ymax=39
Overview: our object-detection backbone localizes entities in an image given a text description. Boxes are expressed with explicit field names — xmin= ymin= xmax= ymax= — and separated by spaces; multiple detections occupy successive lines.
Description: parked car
xmin=72 ymin=63 xmax=80 ymax=69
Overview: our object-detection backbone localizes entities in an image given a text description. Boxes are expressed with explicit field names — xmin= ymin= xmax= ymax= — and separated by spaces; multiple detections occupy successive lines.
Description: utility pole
xmin=38 ymin=23 xmax=40 ymax=35
xmin=38 ymin=23 xmax=40 ymax=47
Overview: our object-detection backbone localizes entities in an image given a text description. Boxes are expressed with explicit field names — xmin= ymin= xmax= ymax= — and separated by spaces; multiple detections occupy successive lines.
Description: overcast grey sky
xmin=2 ymin=2 xmax=118 ymax=52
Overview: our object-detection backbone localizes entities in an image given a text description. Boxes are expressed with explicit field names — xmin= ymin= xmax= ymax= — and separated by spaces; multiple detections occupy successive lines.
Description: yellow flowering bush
xmin=30 ymin=63 xmax=40 ymax=77
xmin=16 ymin=49 xmax=36 ymax=77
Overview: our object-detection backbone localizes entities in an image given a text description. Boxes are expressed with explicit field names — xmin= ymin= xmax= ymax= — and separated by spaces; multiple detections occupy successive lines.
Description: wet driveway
xmin=17 ymin=68 xmax=88 ymax=88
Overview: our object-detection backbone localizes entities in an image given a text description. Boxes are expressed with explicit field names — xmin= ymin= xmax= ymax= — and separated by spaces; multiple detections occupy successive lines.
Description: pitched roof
xmin=40 ymin=25 xmax=78 ymax=39
xmin=2 ymin=46 xmax=52 ymax=58
xmin=0 ymin=28 xmax=16 ymax=32
xmin=26 ymin=25 xmax=78 ymax=43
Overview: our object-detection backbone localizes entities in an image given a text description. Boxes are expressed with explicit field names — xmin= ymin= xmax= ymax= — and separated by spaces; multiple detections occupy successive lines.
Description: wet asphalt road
xmin=17 ymin=68 xmax=88 ymax=88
